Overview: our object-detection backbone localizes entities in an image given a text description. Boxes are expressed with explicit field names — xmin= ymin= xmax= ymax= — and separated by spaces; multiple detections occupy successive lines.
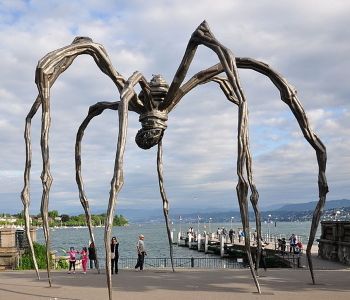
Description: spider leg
xmin=24 ymin=38 xmax=127 ymax=286
xmin=161 ymin=21 xmax=260 ymax=292
xmin=75 ymin=98 xmax=143 ymax=275
xmin=21 ymin=95 xmax=41 ymax=280
xmin=36 ymin=72 xmax=53 ymax=287
xmin=235 ymin=57 xmax=328 ymax=284
xmin=157 ymin=139 xmax=175 ymax=272
xmin=205 ymin=76 xmax=262 ymax=272
xmin=75 ymin=101 xmax=119 ymax=274
xmin=168 ymin=54 xmax=328 ymax=282
xmin=104 ymin=72 xmax=150 ymax=300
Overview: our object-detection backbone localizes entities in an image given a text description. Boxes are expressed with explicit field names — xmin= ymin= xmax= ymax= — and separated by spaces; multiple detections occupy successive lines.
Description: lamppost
xmin=230 ymin=217 xmax=234 ymax=229
xmin=197 ymin=215 xmax=200 ymax=235
xmin=268 ymin=214 xmax=272 ymax=242
xmin=179 ymin=216 xmax=182 ymax=236
xmin=209 ymin=217 xmax=212 ymax=233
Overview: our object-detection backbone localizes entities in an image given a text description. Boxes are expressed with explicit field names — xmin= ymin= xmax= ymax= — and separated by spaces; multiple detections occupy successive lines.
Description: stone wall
xmin=318 ymin=221 xmax=350 ymax=265
xmin=0 ymin=228 xmax=37 ymax=269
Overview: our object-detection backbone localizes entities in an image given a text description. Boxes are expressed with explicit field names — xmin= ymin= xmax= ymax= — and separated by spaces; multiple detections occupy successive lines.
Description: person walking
xmin=80 ymin=247 xmax=88 ymax=274
xmin=110 ymin=236 xmax=119 ymax=274
xmin=260 ymin=244 xmax=267 ymax=272
xmin=88 ymin=242 xmax=97 ymax=269
xmin=229 ymin=228 xmax=234 ymax=243
xmin=135 ymin=234 xmax=146 ymax=271
xmin=66 ymin=247 xmax=79 ymax=274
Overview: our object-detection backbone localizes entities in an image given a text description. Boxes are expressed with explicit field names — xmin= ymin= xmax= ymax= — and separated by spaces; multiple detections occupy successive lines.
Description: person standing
xmin=111 ymin=236 xmax=119 ymax=274
xmin=66 ymin=247 xmax=79 ymax=274
xmin=135 ymin=234 xmax=146 ymax=271
xmin=229 ymin=228 xmax=234 ymax=243
xmin=289 ymin=234 xmax=296 ymax=253
xmin=80 ymin=247 xmax=88 ymax=274
xmin=88 ymin=242 xmax=97 ymax=269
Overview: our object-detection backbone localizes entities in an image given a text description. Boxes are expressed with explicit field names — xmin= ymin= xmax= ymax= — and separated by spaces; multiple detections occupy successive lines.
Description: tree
xmin=113 ymin=214 xmax=128 ymax=226
xmin=48 ymin=210 xmax=59 ymax=218
xmin=61 ymin=214 xmax=70 ymax=222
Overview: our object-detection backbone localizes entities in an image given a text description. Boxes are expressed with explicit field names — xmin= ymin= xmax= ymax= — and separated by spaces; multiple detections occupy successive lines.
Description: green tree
xmin=19 ymin=242 xmax=48 ymax=270
xmin=61 ymin=214 xmax=70 ymax=222
xmin=113 ymin=214 xmax=128 ymax=226
xmin=48 ymin=210 xmax=59 ymax=219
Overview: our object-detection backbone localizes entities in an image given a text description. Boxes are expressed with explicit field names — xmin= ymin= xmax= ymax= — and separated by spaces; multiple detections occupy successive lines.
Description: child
xmin=80 ymin=247 xmax=88 ymax=274
xmin=66 ymin=247 xmax=79 ymax=274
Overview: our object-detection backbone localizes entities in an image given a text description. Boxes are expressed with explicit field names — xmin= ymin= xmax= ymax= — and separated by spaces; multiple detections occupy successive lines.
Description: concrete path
xmin=0 ymin=266 xmax=349 ymax=300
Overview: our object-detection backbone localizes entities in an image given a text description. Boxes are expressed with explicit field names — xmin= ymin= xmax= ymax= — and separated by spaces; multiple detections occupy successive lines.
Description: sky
xmin=0 ymin=0 xmax=349 ymax=216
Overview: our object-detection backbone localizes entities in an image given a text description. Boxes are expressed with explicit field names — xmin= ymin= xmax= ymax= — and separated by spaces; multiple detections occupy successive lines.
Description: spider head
xmin=135 ymin=75 xmax=169 ymax=149
xmin=72 ymin=36 xmax=93 ymax=44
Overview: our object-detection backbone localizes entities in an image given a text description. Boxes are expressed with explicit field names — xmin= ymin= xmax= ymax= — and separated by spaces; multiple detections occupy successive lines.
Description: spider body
xmin=135 ymin=74 xmax=169 ymax=149
xmin=22 ymin=21 xmax=328 ymax=300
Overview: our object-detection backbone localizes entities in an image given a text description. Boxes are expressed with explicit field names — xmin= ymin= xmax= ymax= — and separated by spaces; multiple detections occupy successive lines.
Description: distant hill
xmin=276 ymin=199 xmax=350 ymax=212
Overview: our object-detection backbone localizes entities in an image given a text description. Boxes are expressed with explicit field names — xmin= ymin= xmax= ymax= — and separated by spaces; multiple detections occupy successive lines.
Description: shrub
xmin=19 ymin=242 xmax=49 ymax=270
xmin=56 ymin=258 xmax=69 ymax=269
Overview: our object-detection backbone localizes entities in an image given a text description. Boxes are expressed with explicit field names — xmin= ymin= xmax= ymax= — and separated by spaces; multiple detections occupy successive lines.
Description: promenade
xmin=0 ymin=259 xmax=349 ymax=300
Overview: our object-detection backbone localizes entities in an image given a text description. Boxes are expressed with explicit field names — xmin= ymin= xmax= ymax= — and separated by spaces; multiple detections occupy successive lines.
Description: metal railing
xmin=118 ymin=257 xmax=246 ymax=269
xmin=275 ymin=252 xmax=301 ymax=268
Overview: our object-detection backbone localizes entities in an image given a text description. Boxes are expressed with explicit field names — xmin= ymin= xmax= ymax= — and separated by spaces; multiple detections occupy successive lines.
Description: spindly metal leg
xmin=104 ymin=72 xmax=150 ymax=300
xmin=157 ymin=140 xmax=175 ymax=272
xmin=23 ymin=37 xmax=127 ymax=288
xmin=21 ymin=96 xmax=42 ymax=280
xmin=235 ymin=57 xmax=328 ymax=283
xmin=161 ymin=21 xmax=261 ymax=293
xmin=76 ymin=101 xmax=120 ymax=275
xmin=179 ymin=58 xmax=328 ymax=280
xmin=37 ymin=75 xmax=53 ymax=287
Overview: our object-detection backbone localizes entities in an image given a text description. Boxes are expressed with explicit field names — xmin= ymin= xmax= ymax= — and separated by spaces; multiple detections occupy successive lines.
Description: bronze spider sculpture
xmin=22 ymin=21 xmax=328 ymax=299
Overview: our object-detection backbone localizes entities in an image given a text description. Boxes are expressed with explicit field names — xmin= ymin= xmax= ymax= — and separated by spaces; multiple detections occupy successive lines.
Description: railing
xmin=67 ymin=257 xmax=246 ymax=270
xmin=121 ymin=257 xmax=246 ymax=269
xmin=275 ymin=252 xmax=301 ymax=268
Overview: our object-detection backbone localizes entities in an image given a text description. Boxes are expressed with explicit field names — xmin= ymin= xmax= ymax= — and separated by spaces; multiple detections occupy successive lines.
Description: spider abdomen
xmin=135 ymin=128 xmax=164 ymax=149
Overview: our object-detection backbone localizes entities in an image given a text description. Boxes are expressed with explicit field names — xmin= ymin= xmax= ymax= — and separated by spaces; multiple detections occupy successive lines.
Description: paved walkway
xmin=0 ymin=262 xmax=349 ymax=300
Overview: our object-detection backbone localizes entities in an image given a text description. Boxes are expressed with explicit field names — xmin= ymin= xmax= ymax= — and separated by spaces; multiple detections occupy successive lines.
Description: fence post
xmin=220 ymin=234 xmax=225 ymax=257
xmin=205 ymin=234 xmax=209 ymax=253
xmin=197 ymin=233 xmax=201 ymax=251
xmin=164 ymin=258 xmax=167 ymax=268
xmin=191 ymin=257 xmax=194 ymax=268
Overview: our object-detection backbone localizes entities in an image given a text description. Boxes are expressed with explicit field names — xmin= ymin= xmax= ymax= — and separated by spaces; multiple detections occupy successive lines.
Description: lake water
xmin=36 ymin=221 xmax=320 ymax=261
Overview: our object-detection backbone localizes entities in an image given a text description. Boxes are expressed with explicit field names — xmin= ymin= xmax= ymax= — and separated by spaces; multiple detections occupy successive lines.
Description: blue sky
xmin=0 ymin=0 xmax=349 ymax=215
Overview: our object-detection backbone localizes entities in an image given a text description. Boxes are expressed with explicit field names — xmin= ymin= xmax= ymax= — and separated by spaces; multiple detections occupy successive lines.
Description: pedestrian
xmin=260 ymin=244 xmax=267 ymax=271
xmin=80 ymin=247 xmax=88 ymax=274
xmin=88 ymin=242 xmax=97 ymax=269
xmin=281 ymin=237 xmax=286 ymax=252
xmin=111 ymin=236 xmax=119 ymax=274
xmin=289 ymin=234 xmax=296 ymax=253
xmin=135 ymin=234 xmax=147 ymax=271
xmin=66 ymin=246 xmax=79 ymax=274
xmin=229 ymin=228 xmax=234 ymax=243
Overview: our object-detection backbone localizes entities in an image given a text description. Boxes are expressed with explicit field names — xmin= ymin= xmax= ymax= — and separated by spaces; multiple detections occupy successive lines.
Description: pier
xmin=175 ymin=229 xmax=307 ymax=268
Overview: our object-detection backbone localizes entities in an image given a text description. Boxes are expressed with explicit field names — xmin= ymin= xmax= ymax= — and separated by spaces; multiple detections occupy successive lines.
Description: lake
xmin=36 ymin=221 xmax=320 ymax=262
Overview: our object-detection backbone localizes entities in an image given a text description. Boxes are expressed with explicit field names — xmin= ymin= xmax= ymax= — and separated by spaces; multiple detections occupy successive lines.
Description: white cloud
xmin=0 ymin=0 xmax=349 ymax=215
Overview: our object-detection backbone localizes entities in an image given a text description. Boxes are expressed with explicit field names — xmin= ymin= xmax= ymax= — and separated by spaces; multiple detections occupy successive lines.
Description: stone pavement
xmin=0 ymin=265 xmax=349 ymax=300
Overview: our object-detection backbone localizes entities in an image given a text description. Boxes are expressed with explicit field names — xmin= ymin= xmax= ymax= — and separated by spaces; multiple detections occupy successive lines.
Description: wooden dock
xmin=176 ymin=231 xmax=306 ymax=268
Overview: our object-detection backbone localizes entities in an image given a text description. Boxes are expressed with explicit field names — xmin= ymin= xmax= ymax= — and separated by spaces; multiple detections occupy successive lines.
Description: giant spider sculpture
xmin=22 ymin=21 xmax=328 ymax=300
